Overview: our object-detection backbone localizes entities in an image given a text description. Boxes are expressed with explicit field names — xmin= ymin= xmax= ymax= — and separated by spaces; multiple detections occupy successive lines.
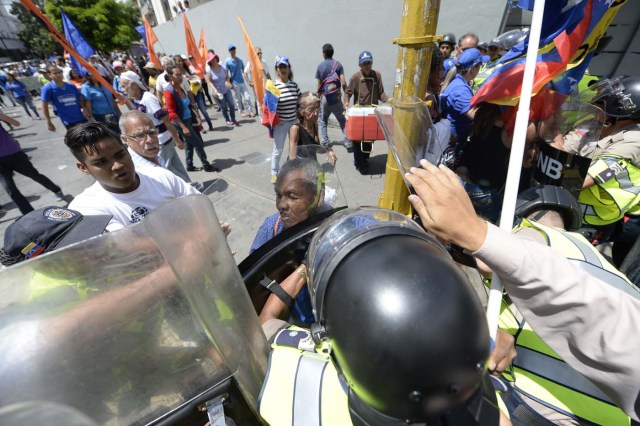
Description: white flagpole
xmin=486 ymin=0 xmax=547 ymax=342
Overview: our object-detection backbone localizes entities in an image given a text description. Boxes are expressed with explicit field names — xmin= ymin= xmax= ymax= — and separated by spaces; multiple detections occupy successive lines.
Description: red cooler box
xmin=345 ymin=106 xmax=384 ymax=141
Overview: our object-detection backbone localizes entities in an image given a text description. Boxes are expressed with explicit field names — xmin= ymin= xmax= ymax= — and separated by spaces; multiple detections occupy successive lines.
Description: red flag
xmin=18 ymin=0 xmax=118 ymax=97
xmin=238 ymin=16 xmax=265 ymax=105
xmin=144 ymin=16 xmax=161 ymax=68
xmin=183 ymin=14 xmax=203 ymax=73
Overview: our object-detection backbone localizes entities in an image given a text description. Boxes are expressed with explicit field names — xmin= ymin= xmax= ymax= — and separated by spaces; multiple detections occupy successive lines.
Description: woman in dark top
xmin=288 ymin=91 xmax=337 ymax=164
xmin=458 ymin=102 xmax=511 ymax=223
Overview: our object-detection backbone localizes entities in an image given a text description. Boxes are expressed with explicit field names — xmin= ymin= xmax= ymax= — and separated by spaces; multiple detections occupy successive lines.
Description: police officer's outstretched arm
xmin=406 ymin=159 xmax=640 ymax=422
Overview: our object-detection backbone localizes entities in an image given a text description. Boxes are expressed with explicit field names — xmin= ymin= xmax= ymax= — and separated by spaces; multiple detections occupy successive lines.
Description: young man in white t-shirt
xmin=66 ymin=122 xmax=199 ymax=232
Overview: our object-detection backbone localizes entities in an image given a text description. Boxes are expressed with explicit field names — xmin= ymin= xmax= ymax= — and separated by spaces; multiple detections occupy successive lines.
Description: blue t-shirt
xmin=225 ymin=57 xmax=245 ymax=84
xmin=6 ymin=81 xmax=29 ymax=98
xmin=250 ymin=212 xmax=314 ymax=324
xmin=81 ymin=83 xmax=115 ymax=115
xmin=41 ymin=82 xmax=86 ymax=125
xmin=315 ymin=59 xmax=344 ymax=82
xmin=181 ymin=96 xmax=192 ymax=121
xmin=441 ymin=74 xmax=473 ymax=142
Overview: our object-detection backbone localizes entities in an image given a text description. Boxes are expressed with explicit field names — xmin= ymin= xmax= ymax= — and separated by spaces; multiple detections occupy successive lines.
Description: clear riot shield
xmin=536 ymin=100 xmax=606 ymax=198
xmin=375 ymin=98 xmax=436 ymax=192
xmin=375 ymin=99 xmax=489 ymax=306
xmin=204 ymin=145 xmax=348 ymax=323
xmin=207 ymin=144 xmax=347 ymax=262
xmin=0 ymin=195 xmax=268 ymax=425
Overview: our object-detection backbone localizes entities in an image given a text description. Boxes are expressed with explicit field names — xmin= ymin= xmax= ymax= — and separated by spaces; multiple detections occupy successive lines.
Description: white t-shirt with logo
xmin=69 ymin=167 xmax=198 ymax=232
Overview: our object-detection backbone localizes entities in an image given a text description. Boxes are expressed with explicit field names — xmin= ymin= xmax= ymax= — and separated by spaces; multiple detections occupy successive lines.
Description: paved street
xmin=0 ymin=103 xmax=389 ymax=260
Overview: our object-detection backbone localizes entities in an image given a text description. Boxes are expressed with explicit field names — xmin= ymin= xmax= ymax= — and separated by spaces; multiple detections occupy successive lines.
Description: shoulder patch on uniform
xmin=274 ymin=328 xmax=316 ymax=352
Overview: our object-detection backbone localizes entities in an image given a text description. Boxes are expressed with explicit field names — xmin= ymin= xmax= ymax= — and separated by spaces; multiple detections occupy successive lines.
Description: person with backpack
xmin=315 ymin=44 xmax=349 ymax=151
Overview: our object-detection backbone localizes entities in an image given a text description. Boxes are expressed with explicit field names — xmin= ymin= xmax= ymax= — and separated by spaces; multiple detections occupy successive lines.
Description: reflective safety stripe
xmin=259 ymin=327 xmax=352 ymax=426
xmin=513 ymin=347 xmax=613 ymax=404
xmin=580 ymin=155 xmax=640 ymax=225
xmin=562 ymin=231 xmax=601 ymax=267
xmin=570 ymin=259 xmax=640 ymax=300
xmin=292 ymin=355 xmax=326 ymax=426
xmin=500 ymin=220 xmax=631 ymax=424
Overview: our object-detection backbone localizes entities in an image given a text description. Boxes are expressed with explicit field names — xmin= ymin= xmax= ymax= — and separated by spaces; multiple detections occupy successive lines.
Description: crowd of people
xmin=1 ymin=23 xmax=640 ymax=426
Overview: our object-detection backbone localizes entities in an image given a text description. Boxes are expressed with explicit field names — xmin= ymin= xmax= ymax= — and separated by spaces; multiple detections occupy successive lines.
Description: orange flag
xmin=183 ymin=14 xmax=203 ymax=72
xmin=198 ymin=28 xmax=208 ymax=68
xmin=144 ymin=16 xmax=161 ymax=68
xmin=19 ymin=0 xmax=118 ymax=97
xmin=237 ymin=16 xmax=265 ymax=105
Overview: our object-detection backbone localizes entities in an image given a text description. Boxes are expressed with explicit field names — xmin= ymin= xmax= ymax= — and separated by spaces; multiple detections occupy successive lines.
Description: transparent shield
xmin=544 ymin=98 xmax=606 ymax=151
xmin=0 ymin=195 xmax=267 ymax=425
xmin=577 ymin=77 xmax=624 ymax=104
xmin=208 ymin=144 xmax=348 ymax=261
xmin=375 ymin=98 xmax=435 ymax=192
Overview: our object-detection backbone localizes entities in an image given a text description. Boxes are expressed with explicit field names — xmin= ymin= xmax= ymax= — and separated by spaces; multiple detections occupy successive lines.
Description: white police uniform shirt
xmin=69 ymin=167 xmax=198 ymax=232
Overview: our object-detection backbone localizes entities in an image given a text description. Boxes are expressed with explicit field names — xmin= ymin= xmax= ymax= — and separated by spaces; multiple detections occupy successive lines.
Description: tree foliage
xmin=10 ymin=0 xmax=61 ymax=59
xmin=45 ymin=0 xmax=142 ymax=52
xmin=11 ymin=0 xmax=141 ymax=58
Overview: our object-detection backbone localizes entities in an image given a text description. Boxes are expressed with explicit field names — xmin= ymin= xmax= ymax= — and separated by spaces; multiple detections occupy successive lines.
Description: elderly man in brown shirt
xmin=343 ymin=50 xmax=389 ymax=174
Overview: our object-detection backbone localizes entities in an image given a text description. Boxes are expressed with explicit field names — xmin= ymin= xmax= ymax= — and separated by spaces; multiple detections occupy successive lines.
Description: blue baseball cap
xmin=227 ymin=43 xmax=236 ymax=51
xmin=456 ymin=48 xmax=489 ymax=70
xmin=443 ymin=58 xmax=456 ymax=73
xmin=275 ymin=55 xmax=290 ymax=67
xmin=359 ymin=51 xmax=373 ymax=64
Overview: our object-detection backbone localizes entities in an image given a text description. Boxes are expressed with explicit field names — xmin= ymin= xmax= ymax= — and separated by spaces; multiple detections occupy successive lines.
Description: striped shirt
xmin=274 ymin=79 xmax=300 ymax=122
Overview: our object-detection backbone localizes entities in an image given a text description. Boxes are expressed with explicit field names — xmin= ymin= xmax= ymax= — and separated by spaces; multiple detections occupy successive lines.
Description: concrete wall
xmin=152 ymin=0 xmax=507 ymax=95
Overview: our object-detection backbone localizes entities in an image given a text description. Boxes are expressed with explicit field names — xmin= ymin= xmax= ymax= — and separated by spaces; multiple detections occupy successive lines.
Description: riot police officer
xmin=258 ymin=207 xmax=501 ymax=425
xmin=558 ymin=76 xmax=640 ymax=231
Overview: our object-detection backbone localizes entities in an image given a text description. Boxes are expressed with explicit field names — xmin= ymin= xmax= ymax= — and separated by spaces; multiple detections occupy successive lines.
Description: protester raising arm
xmin=405 ymin=159 xmax=640 ymax=422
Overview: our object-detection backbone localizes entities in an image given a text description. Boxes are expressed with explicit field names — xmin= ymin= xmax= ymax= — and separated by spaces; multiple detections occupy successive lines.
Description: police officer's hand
xmin=488 ymin=330 xmax=517 ymax=376
xmin=406 ymin=159 xmax=487 ymax=252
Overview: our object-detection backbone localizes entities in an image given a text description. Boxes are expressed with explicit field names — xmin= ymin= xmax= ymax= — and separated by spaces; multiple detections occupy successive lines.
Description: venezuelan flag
xmin=472 ymin=0 xmax=626 ymax=109
xmin=261 ymin=79 xmax=281 ymax=138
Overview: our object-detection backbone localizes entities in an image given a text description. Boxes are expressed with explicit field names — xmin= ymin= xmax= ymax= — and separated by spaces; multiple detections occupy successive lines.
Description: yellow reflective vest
xmin=258 ymin=326 xmax=351 ymax=426
xmin=499 ymin=219 xmax=637 ymax=425
xmin=579 ymin=154 xmax=640 ymax=226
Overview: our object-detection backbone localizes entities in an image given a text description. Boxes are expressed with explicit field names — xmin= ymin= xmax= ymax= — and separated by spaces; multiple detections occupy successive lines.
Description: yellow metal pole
xmin=377 ymin=0 xmax=441 ymax=213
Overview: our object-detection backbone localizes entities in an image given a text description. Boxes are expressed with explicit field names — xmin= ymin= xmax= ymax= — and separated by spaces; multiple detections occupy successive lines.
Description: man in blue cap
xmin=344 ymin=50 xmax=389 ymax=174
xmin=440 ymin=47 xmax=489 ymax=169
xmin=225 ymin=44 xmax=256 ymax=118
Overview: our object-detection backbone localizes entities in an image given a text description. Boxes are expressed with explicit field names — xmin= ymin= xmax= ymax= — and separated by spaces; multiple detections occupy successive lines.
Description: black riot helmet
xmin=441 ymin=33 xmax=456 ymax=47
xmin=584 ymin=76 xmax=640 ymax=119
xmin=307 ymin=208 xmax=499 ymax=425
xmin=515 ymin=185 xmax=583 ymax=231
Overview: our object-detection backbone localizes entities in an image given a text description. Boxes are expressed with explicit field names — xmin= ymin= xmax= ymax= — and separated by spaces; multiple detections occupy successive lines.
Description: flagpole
xmin=485 ymin=0 xmax=546 ymax=343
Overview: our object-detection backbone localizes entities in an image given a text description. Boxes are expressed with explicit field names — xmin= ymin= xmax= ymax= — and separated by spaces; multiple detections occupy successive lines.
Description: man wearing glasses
xmin=119 ymin=110 xmax=191 ymax=184
xmin=66 ymin=122 xmax=198 ymax=232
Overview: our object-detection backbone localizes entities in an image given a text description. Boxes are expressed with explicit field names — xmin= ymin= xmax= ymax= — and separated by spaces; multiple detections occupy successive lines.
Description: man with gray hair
xmin=155 ymin=56 xmax=176 ymax=105
xmin=119 ymin=71 xmax=190 ymax=182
